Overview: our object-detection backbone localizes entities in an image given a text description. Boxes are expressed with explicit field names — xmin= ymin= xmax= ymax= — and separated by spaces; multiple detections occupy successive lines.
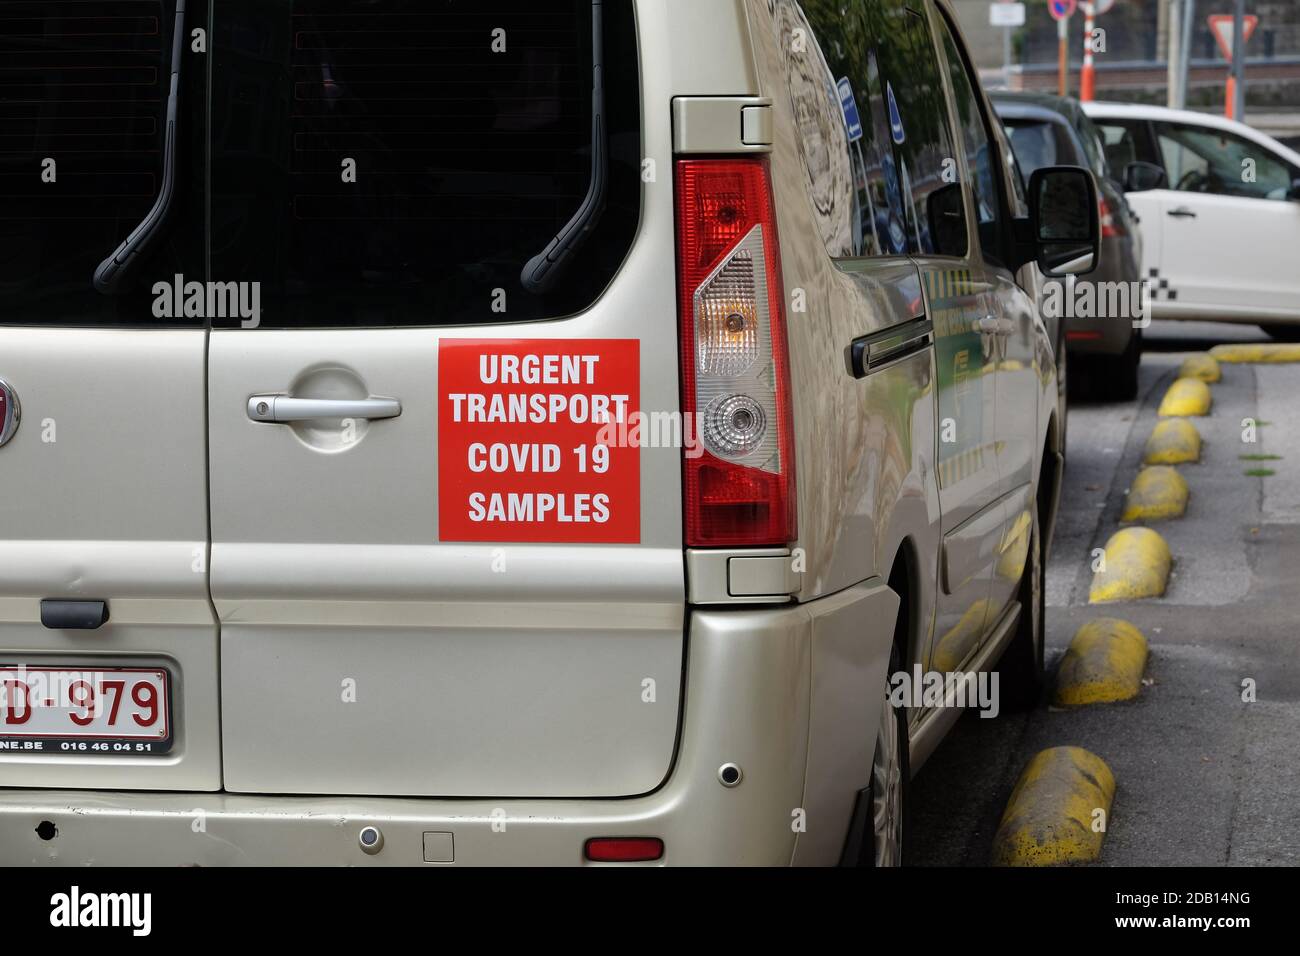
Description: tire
xmin=1100 ymin=326 xmax=1141 ymax=401
xmin=1260 ymin=323 xmax=1300 ymax=343
xmin=1056 ymin=345 xmax=1069 ymax=450
xmin=997 ymin=506 xmax=1045 ymax=712
xmin=868 ymin=643 xmax=909 ymax=867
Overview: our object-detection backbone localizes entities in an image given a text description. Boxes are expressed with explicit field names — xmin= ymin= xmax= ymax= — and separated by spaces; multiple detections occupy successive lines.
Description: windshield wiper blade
xmin=94 ymin=0 xmax=186 ymax=294
xmin=520 ymin=0 xmax=606 ymax=295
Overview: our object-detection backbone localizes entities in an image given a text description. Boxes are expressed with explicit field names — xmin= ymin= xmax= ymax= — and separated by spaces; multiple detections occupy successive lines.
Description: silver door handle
xmin=247 ymin=395 xmax=402 ymax=423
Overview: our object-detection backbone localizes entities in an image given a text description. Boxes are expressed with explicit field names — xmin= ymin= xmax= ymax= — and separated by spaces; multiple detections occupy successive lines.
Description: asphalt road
xmin=911 ymin=320 xmax=1300 ymax=866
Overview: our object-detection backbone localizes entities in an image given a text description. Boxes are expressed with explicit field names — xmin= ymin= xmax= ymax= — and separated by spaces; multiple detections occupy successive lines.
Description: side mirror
xmin=1028 ymin=165 xmax=1099 ymax=277
xmin=1124 ymin=160 xmax=1167 ymax=192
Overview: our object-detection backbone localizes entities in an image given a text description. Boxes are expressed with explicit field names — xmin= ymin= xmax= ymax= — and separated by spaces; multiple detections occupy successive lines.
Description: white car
xmin=1084 ymin=101 xmax=1300 ymax=340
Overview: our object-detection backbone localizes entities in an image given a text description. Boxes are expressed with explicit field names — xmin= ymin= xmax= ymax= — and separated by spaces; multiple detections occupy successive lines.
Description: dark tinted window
xmin=875 ymin=2 xmax=964 ymax=257
xmin=0 ymin=0 xmax=205 ymax=326
xmin=937 ymin=15 xmax=1002 ymax=263
xmin=798 ymin=0 xmax=966 ymax=259
xmin=211 ymin=0 xmax=640 ymax=328
xmin=1004 ymin=119 xmax=1073 ymax=177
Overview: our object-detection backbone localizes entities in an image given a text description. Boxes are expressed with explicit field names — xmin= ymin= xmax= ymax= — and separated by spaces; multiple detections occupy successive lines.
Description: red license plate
xmin=0 ymin=666 xmax=171 ymax=756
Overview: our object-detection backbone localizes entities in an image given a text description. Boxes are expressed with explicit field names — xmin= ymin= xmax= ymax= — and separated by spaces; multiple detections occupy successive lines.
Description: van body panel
xmin=0 ymin=331 xmax=219 ymax=790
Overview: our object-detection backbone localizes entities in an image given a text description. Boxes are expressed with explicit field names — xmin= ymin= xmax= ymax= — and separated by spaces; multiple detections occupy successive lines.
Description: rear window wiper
xmin=520 ymin=0 xmax=607 ymax=295
xmin=93 ymin=0 xmax=186 ymax=294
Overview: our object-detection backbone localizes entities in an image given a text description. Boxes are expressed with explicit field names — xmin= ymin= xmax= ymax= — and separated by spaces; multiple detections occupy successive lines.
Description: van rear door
xmin=206 ymin=0 xmax=682 ymax=797
xmin=0 ymin=0 xmax=216 ymax=789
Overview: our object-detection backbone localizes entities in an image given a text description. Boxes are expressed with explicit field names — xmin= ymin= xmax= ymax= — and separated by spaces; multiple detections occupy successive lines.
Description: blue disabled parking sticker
xmin=836 ymin=76 xmax=863 ymax=143
xmin=887 ymin=81 xmax=905 ymax=144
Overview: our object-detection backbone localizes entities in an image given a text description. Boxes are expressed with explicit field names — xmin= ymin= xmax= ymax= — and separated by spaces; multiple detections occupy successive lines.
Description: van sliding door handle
xmin=247 ymin=395 xmax=402 ymax=423
xmin=1167 ymin=207 xmax=1197 ymax=218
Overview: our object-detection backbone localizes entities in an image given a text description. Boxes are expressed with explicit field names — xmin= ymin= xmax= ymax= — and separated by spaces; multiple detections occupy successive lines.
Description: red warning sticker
xmin=438 ymin=338 xmax=640 ymax=543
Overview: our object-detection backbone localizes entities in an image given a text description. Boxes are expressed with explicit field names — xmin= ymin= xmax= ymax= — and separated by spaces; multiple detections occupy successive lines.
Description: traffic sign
xmin=1049 ymin=0 xmax=1077 ymax=21
xmin=1208 ymin=14 xmax=1259 ymax=63
xmin=990 ymin=2 xmax=1026 ymax=28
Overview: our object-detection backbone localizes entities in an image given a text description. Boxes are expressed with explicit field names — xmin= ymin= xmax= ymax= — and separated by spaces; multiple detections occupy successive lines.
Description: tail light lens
xmin=1099 ymin=196 xmax=1122 ymax=238
xmin=584 ymin=837 xmax=664 ymax=862
xmin=675 ymin=157 xmax=796 ymax=547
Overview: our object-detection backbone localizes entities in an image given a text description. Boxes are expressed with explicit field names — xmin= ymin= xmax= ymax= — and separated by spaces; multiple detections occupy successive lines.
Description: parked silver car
xmin=994 ymin=92 xmax=1147 ymax=400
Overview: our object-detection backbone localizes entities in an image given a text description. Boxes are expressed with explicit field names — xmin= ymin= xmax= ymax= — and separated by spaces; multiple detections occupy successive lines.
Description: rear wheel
xmin=1260 ymin=323 xmax=1300 ymax=342
xmin=997 ymin=506 xmax=1045 ymax=711
xmin=870 ymin=644 xmax=909 ymax=866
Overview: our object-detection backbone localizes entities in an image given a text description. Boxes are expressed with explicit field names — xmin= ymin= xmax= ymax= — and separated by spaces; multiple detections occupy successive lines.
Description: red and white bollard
xmin=1080 ymin=2 xmax=1097 ymax=101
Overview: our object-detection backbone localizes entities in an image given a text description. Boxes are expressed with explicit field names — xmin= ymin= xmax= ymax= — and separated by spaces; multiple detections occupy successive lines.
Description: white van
xmin=0 ymin=0 xmax=1092 ymax=865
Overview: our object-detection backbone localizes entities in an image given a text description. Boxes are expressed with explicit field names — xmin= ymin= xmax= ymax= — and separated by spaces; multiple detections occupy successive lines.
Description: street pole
xmin=1166 ymin=0 xmax=1181 ymax=107
xmin=1176 ymin=0 xmax=1195 ymax=109
xmin=1058 ymin=14 xmax=1069 ymax=96
xmin=1003 ymin=23 xmax=1012 ymax=83
xmin=1231 ymin=0 xmax=1246 ymax=120
xmin=1081 ymin=2 xmax=1096 ymax=101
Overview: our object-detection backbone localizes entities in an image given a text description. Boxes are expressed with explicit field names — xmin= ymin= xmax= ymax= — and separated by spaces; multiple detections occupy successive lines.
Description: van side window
xmin=875 ymin=3 xmax=966 ymax=257
xmin=211 ymin=0 xmax=641 ymax=328
xmin=936 ymin=13 xmax=1004 ymax=265
xmin=0 ymin=0 xmax=205 ymax=327
xmin=790 ymin=0 xmax=967 ymax=259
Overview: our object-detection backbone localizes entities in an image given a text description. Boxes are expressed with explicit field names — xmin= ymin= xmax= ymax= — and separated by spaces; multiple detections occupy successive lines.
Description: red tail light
xmin=584 ymin=837 xmax=664 ymax=862
xmin=1099 ymin=196 xmax=1122 ymax=238
xmin=674 ymin=157 xmax=796 ymax=547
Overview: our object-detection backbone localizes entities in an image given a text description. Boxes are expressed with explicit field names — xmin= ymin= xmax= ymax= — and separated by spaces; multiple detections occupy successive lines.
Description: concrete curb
xmin=990 ymin=747 xmax=1116 ymax=866
xmin=1210 ymin=343 xmax=1300 ymax=364
xmin=1121 ymin=466 xmax=1189 ymax=522
xmin=1158 ymin=378 xmax=1211 ymax=417
xmin=1143 ymin=418 xmax=1201 ymax=465
xmin=1053 ymin=619 xmax=1149 ymax=706
xmin=1178 ymin=354 xmax=1221 ymax=382
xmin=1089 ymin=527 xmax=1172 ymax=603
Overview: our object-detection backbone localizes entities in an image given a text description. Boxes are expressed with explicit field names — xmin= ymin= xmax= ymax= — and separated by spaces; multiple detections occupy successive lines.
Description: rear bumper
xmin=1064 ymin=313 xmax=1133 ymax=355
xmin=1063 ymin=238 xmax=1139 ymax=356
xmin=0 ymin=580 xmax=895 ymax=866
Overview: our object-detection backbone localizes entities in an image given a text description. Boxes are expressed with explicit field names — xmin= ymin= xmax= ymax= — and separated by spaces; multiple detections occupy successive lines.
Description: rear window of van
xmin=212 ymin=0 xmax=641 ymax=328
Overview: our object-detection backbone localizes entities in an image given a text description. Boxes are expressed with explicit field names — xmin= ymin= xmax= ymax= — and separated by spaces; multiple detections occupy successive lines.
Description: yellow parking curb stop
xmin=1089 ymin=527 xmax=1171 ymax=603
xmin=1177 ymin=354 xmax=1220 ymax=382
xmin=1121 ymin=466 xmax=1189 ymax=521
xmin=1053 ymin=619 xmax=1149 ymax=706
xmin=1157 ymin=378 xmax=1211 ymax=417
xmin=1210 ymin=343 xmax=1300 ymax=364
xmin=1143 ymin=418 xmax=1201 ymax=464
xmin=991 ymin=747 xmax=1116 ymax=866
